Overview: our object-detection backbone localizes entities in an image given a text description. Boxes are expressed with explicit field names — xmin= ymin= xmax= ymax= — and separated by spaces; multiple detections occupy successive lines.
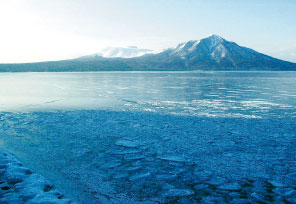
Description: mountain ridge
xmin=0 ymin=34 xmax=295 ymax=72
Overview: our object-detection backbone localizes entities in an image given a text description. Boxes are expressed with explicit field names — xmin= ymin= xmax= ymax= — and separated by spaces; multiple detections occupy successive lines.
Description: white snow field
xmin=0 ymin=71 xmax=296 ymax=203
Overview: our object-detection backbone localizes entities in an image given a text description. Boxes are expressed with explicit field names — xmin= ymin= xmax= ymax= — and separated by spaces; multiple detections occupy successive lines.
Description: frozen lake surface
xmin=0 ymin=71 xmax=296 ymax=203
xmin=1 ymin=71 xmax=296 ymax=118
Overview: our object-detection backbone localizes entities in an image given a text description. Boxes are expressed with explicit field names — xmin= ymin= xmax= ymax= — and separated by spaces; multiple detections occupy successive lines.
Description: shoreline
xmin=0 ymin=149 xmax=76 ymax=204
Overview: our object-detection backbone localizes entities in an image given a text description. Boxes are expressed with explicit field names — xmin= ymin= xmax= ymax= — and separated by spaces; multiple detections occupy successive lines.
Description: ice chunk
xmin=217 ymin=182 xmax=241 ymax=191
xmin=207 ymin=177 xmax=227 ymax=185
xmin=157 ymin=155 xmax=188 ymax=163
xmin=273 ymin=187 xmax=296 ymax=197
xmin=101 ymin=161 xmax=121 ymax=169
xmin=250 ymin=192 xmax=266 ymax=203
xmin=231 ymin=198 xmax=252 ymax=204
xmin=129 ymin=172 xmax=151 ymax=181
xmin=5 ymin=172 xmax=24 ymax=185
xmin=163 ymin=189 xmax=194 ymax=197
xmin=201 ymin=196 xmax=225 ymax=203
xmin=124 ymin=154 xmax=145 ymax=161
xmin=126 ymin=166 xmax=141 ymax=172
xmin=194 ymin=184 xmax=209 ymax=190
xmin=115 ymin=140 xmax=140 ymax=148
xmin=112 ymin=149 xmax=141 ymax=155
xmin=286 ymin=172 xmax=296 ymax=180
xmin=194 ymin=170 xmax=212 ymax=182
xmin=114 ymin=172 xmax=129 ymax=179
xmin=156 ymin=174 xmax=177 ymax=181
xmin=269 ymin=179 xmax=288 ymax=187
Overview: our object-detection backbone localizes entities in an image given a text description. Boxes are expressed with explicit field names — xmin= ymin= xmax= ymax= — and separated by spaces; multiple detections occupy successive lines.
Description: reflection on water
xmin=0 ymin=71 xmax=296 ymax=118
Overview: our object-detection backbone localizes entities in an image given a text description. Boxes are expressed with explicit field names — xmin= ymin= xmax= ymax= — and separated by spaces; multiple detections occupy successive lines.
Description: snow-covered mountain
xmin=168 ymin=34 xmax=226 ymax=59
xmin=138 ymin=34 xmax=296 ymax=70
xmin=90 ymin=46 xmax=154 ymax=58
xmin=1 ymin=34 xmax=296 ymax=71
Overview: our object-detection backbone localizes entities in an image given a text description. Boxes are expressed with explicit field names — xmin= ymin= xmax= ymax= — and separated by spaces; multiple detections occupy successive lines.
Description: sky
xmin=0 ymin=0 xmax=295 ymax=63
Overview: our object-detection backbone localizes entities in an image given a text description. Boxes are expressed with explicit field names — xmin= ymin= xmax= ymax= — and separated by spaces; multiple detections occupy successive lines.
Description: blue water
xmin=0 ymin=71 xmax=296 ymax=203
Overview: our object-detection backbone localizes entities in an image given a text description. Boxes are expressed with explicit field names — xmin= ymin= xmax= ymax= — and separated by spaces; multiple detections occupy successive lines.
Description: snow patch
xmin=92 ymin=47 xmax=155 ymax=58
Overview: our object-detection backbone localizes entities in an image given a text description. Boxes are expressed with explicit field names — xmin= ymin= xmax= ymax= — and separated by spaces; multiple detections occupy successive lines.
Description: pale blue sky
xmin=0 ymin=0 xmax=295 ymax=63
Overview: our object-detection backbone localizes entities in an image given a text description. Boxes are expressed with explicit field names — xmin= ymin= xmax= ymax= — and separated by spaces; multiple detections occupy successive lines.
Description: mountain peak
xmin=203 ymin=34 xmax=225 ymax=44
xmin=168 ymin=34 xmax=226 ymax=57
xmin=198 ymin=34 xmax=226 ymax=52
xmin=207 ymin=34 xmax=224 ymax=39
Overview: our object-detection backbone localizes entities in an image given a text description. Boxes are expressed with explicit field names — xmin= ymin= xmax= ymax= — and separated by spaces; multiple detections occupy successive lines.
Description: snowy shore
xmin=0 ymin=149 xmax=76 ymax=204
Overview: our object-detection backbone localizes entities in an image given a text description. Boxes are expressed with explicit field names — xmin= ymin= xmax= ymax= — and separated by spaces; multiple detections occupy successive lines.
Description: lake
xmin=0 ymin=71 xmax=296 ymax=203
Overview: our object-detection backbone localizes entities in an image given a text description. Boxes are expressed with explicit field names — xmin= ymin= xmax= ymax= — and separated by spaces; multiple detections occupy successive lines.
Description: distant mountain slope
xmin=0 ymin=35 xmax=295 ymax=72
